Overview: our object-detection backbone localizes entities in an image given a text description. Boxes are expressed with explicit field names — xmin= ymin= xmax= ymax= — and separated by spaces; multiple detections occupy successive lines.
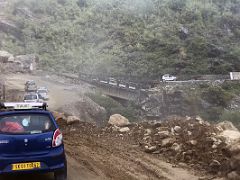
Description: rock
xmin=58 ymin=97 xmax=107 ymax=126
xmin=174 ymin=126 xmax=182 ymax=133
xmin=70 ymin=128 xmax=77 ymax=132
xmin=218 ymin=130 xmax=240 ymax=145
xmin=144 ymin=129 xmax=152 ymax=136
xmin=209 ymin=160 xmax=221 ymax=169
xmin=189 ymin=140 xmax=198 ymax=146
xmin=180 ymin=26 xmax=189 ymax=35
xmin=217 ymin=121 xmax=238 ymax=131
xmin=161 ymin=138 xmax=175 ymax=147
xmin=179 ymin=26 xmax=189 ymax=40
xmin=144 ymin=146 xmax=158 ymax=153
xmin=230 ymin=159 xmax=240 ymax=170
xmin=0 ymin=51 xmax=13 ymax=63
xmin=112 ymin=125 xmax=120 ymax=132
xmin=0 ymin=19 xmax=21 ymax=39
xmin=178 ymin=162 xmax=188 ymax=168
xmin=67 ymin=116 xmax=81 ymax=125
xmin=15 ymin=54 xmax=39 ymax=72
xmin=224 ymin=140 xmax=240 ymax=157
xmin=152 ymin=150 xmax=161 ymax=154
xmin=119 ymin=127 xmax=130 ymax=133
xmin=212 ymin=144 xmax=218 ymax=149
xmin=158 ymin=131 xmax=170 ymax=139
xmin=227 ymin=171 xmax=240 ymax=180
xmin=171 ymin=143 xmax=182 ymax=152
xmin=108 ymin=114 xmax=130 ymax=127
xmin=196 ymin=116 xmax=204 ymax=125
xmin=14 ymin=7 xmax=34 ymax=18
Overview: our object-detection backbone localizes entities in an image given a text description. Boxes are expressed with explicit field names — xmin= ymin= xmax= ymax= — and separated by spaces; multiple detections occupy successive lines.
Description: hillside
xmin=1 ymin=0 xmax=240 ymax=78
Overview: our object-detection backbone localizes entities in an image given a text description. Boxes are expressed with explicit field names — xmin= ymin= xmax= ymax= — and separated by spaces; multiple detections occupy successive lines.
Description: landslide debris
xmin=57 ymin=96 xmax=107 ymax=126
xmin=55 ymin=112 xmax=240 ymax=179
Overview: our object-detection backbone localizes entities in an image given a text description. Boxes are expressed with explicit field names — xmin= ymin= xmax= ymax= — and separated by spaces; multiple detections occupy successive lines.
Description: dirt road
xmin=1 ymin=73 xmax=210 ymax=180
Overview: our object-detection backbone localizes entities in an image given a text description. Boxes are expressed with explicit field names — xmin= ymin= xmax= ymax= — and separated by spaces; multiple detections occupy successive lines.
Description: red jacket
xmin=0 ymin=122 xmax=24 ymax=133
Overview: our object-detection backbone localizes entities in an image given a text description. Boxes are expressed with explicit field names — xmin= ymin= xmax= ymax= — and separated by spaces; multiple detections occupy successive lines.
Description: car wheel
xmin=54 ymin=170 xmax=67 ymax=180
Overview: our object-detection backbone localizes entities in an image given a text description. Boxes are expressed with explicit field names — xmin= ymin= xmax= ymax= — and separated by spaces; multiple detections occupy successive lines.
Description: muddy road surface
xmin=1 ymin=73 xmax=210 ymax=180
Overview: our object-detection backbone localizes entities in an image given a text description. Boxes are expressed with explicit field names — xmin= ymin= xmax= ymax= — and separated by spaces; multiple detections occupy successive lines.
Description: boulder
xmin=196 ymin=116 xmax=204 ymax=125
xmin=189 ymin=140 xmax=198 ymax=146
xmin=144 ymin=145 xmax=158 ymax=153
xmin=15 ymin=54 xmax=39 ymax=72
xmin=209 ymin=160 xmax=221 ymax=169
xmin=111 ymin=125 xmax=120 ymax=132
xmin=224 ymin=139 xmax=240 ymax=157
xmin=174 ymin=126 xmax=182 ymax=133
xmin=108 ymin=114 xmax=130 ymax=127
xmin=0 ymin=51 xmax=13 ymax=63
xmin=217 ymin=121 xmax=238 ymax=132
xmin=158 ymin=131 xmax=170 ymax=139
xmin=218 ymin=130 xmax=240 ymax=145
xmin=144 ymin=129 xmax=152 ymax=136
xmin=119 ymin=127 xmax=130 ymax=133
xmin=58 ymin=97 xmax=107 ymax=126
xmin=67 ymin=116 xmax=81 ymax=125
xmin=161 ymin=138 xmax=175 ymax=147
xmin=171 ymin=143 xmax=182 ymax=152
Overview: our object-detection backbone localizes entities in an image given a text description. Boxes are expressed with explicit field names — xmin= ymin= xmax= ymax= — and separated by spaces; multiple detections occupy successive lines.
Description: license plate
xmin=12 ymin=162 xmax=41 ymax=171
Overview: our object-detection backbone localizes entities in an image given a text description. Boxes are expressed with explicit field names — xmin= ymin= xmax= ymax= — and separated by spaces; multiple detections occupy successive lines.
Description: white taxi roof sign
xmin=1 ymin=102 xmax=47 ymax=110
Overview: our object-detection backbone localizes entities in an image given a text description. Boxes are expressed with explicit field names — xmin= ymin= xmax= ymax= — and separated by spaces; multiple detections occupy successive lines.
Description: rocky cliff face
xmin=141 ymin=81 xmax=240 ymax=121
xmin=0 ymin=50 xmax=39 ymax=73
xmin=0 ymin=17 xmax=22 ymax=40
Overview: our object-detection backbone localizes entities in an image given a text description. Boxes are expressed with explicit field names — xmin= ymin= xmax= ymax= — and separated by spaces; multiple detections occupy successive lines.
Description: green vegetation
xmin=220 ymin=110 xmax=240 ymax=127
xmin=183 ymin=83 xmax=238 ymax=122
xmin=202 ymin=86 xmax=233 ymax=107
xmin=1 ymin=0 xmax=240 ymax=78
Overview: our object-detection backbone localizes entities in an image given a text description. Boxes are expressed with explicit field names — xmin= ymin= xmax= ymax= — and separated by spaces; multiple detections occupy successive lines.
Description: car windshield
xmin=0 ymin=114 xmax=55 ymax=135
xmin=24 ymin=95 xmax=37 ymax=100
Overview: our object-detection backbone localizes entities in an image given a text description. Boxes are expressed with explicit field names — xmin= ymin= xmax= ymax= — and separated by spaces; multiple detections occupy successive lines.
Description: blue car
xmin=0 ymin=102 xmax=67 ymax=180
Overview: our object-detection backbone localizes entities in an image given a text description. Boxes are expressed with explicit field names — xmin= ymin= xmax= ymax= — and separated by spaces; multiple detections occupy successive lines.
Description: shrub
xmin=201 ymin=86 xmax=233 ymax=107
xmin=220 ymin=110 xmax=240 ymax=127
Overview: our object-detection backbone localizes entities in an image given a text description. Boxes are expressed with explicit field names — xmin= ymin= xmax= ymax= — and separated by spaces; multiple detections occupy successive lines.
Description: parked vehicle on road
xmin=119 ymin=83 xmax=126 ymax=88
xmin=109 ymin=78 xmax=118 ymax=86
xmin=99 ymin=80 xmax=108 ymax=84
xmin=0 ymin=102 xmax=67 ymax=180
xmin=37 ymin=87 xmax=49 ymax=101
xmin=25 ymin=80 xmax=37 ymax=92
xmin=25 ymin=80 xmax=35 ymax=86
xmin=129 ymin=83 xmax=137 ymax=90
xmin=162 ymin=74 xmax=177 ymax=81
xmin=24 ymin=93 xmax=42 ymax=103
